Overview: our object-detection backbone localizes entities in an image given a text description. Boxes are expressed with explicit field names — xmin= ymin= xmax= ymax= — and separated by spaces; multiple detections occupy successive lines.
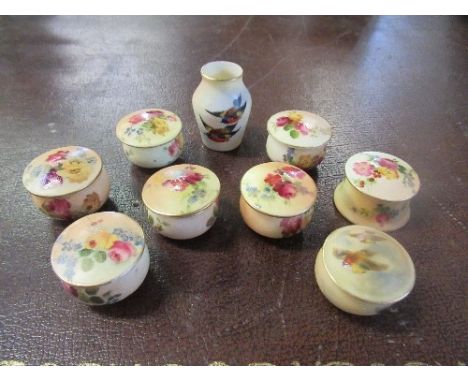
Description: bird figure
xmin=333 ymin=249 xmax=388 ymax=274
xmin=199 ymin=116 xmax=240 ymax=142
xmin=206 ymin=94 xmax=247 ymax=125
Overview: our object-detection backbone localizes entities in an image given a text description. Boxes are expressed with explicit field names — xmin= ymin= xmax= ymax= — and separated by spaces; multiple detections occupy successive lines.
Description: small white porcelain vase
xmin=192 ymin=61 xmax=252 ymax=151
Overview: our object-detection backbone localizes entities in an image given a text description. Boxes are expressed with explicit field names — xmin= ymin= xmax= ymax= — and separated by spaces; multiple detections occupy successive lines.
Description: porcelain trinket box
xmin=51 ymin=212 xmax=150 ymax=305
xmin=266 ymin=110 xmax=332 ymax=169
xmin=334 ymin=151 xmax=420 ymax=231
xmin=142 ymin=164 xmax=221 ymax=240
xmin=22 ymin=146 xmax=110 ymax=220
xmin=116 ymin=108 xmax=184 ymax=168
xmin=239 ymin=162 xmax=317 ymax=238
xmin=314 ymin=225 xmax=416 ymax=315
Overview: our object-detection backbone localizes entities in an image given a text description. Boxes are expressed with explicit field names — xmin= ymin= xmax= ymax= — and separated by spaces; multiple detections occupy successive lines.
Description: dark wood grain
xmin=0 ymin=15 xmax=467 ymax=366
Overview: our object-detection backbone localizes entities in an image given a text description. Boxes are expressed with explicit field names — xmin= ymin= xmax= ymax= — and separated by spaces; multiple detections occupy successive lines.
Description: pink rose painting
xmin=62 ymin=282 xmax=78 ymax=297
xmin=280 ymin=217 xmax=303 ymax=237
xmin=168 ymin=140 xmax=180 ymax=157
xmin=263 ymin=166 xmax=308 ymax=200
xmin=108 ymin=241 xmax=135 ymax=263
xmin=296 ymin=122 xmax=309 ymax=135
xmin=163 ymin=168 xmax=204 ymax=192
xmin=276 ymin=116 xmax=290 ymax=127
xmin=146 ymin=110 xmax=164 ymax=118
xmin=353 ymin=162 xmax=376 ymax=177
xmin=281 ymin=166 xmax=305 ymax=179
xmin=43 ymin=198 xmax=71 ymax=219
xmin=378 ymin=157 xmax=398 ymax=171
xmin=46 ymin=150 xmax=69 ymax=163
xmin=275 ymin=182 xmax=297 ymax=199
xmin=128 ymin=113 xmax=146 ymax=124
xmin=375 ymin=213 xmax=390 ymax=226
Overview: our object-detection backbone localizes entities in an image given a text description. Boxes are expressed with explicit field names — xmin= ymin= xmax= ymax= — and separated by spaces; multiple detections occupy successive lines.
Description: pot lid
xmin=240 ymin=162 xmax=317 ymax=217
xmin=267 ymin=110 xmax=331 ymax=148
xmin=22 ymin=146 xmax=102 ymax=197
xmin=345 ymin=151 xmax=420 ymax=202
xmin=51 ymin=212 xmax=146 ymax=287
xmin=322 ymin=225 xmax=415 ymax=304
xmin=142 ymin=164 xmax=220 ymax=217
xmin=116 ymin=108 xmax=182 ymax=148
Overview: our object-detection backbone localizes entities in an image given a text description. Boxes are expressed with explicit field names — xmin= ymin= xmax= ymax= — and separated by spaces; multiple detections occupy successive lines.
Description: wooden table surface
xmin=0 ymin=16 xmax=467 ymax=366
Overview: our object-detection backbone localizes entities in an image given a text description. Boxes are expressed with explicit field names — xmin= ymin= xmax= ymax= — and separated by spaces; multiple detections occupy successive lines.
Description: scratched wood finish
xmin=0 ymin=16 xmax=467 ymax=366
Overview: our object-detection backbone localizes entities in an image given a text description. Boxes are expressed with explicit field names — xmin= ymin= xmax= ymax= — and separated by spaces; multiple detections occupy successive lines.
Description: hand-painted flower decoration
xmin=168 ymin=136 xmax=183 ymax=157
xmin=58 ymin=159 xmax=91 ymax=183
xmin=42 ymin=198 xmax=71 ymax=219
xmin=82 ymin=192 xmax=101 ymax=212
xmin=163 ymin=168 xmax=205 ymax=192
xmin=62 ymin=282 xmax=78 ymax=297
xmin=46 ymin=150 xmax=69 ymax=163
xmin=378 ymin=157 xmax=398 ymax=171
xmin=263 ymin=166 xmax=307 ymax=200
xmin=151 ymin=118 xmax=169 ymax=135
xmin=280 ymin=217 xmax=303 ymax=237
xmin=353 ymin=162 xmax=376 ymax=177
xmin=85 ymin=230 xmax=118 ymax=250
xmin=42 ymin=169 xmax=63 ymax=188
xmin=275 ymin=112 xmax=310 ymax=139
xmin=108 ymin=240 xmax=136 ymax=263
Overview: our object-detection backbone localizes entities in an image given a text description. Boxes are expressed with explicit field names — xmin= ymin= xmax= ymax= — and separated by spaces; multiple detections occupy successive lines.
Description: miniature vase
xmin=192 ymin=61 xmax=252 ymax=151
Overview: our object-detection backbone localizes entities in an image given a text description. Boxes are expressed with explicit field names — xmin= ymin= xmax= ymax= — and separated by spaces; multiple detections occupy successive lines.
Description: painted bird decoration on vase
xmin=199 ymin=94 xmax=247 ymax=142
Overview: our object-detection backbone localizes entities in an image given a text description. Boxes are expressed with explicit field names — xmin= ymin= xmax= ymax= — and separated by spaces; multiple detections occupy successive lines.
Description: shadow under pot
xmin=314 ymin=225 xmax=415 ymax=316
xmin=334 ymin=151 xmax=421 ymax=232
xmin=266 ymin=110 xmax=332 ymax=170
xmin=115 ymin=108 xmax=184 ymax=168
xmin=142 ymin=164 xmax=221 ymax=240
xmin=51 ymin=212 xmax=150 ymax=305
xmin=239 ymin=162 xmax=317 ymax=239
xmin=22 ymin=146 xmax=110 ymax=220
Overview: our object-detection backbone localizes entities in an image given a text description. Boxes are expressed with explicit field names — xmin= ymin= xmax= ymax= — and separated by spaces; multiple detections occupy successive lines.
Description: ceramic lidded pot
xmin=192 ymin=61 xmax=252 ymax=151
xmin=22 ymin=146 xmax=110 ymax=220
xmin=266 ymin=110 xmax=332 ymax=169
xmin=315 ymin=225 xmax=415 ymax=315
xmin=239 ymin=162 xmax=317 ymax=238
xmin=51 ymin=212 xmax=150 ymax=305
xmin=334 ymin=151 xmax=420 ymax=232
xmin=116 ymin=108 xmax=184 ymax=168
xmin=142 ymin=164 xmax=221 ymax=240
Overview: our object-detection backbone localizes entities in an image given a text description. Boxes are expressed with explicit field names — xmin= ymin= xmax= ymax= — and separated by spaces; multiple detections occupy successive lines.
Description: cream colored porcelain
xmin=116 ymin=108 xmax=184 ymax=168
xmin=266 ymin=110 xmax=331 ymax=169
xmin=142 ymin=164 xmax=221 ymax=240
xmin=22 ymin=146 xmax=110 ymax=220
xmin=314 ymin=225 xmax=415 ymax=315
xmin=51 ymin=212 xmax=149 ymax=305
xmin=239 ymin=162 xmax=317 ymax=238
xmin=192 ymin=61 xmax=252 ymax=151
xmin=334 ymin=151 xmax=420 ymax=232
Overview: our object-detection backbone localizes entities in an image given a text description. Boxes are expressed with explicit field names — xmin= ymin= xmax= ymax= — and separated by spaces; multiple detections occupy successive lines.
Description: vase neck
xmin=200 ymin=61 xmax=244 ymax=83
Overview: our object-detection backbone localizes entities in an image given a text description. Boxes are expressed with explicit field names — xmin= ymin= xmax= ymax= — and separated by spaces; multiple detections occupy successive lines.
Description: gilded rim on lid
xmin=22 ymin=146 xmax=103 ymax=198
xmin=321 ymin=225 xmax=415 ymax=305
xmin=142 ymin=164 xmax=221 ymax=217
xmin=267 ymin=110 xmax=331 ymax=149
xmin=345 ymin=151 xmax=420 ymax=202
xmin=116 ymin=108 xmax=182 ymax=148
xmin=51 ymin=212 xmax=146 ymax=288
xmin=240 ymin=162 xmax=317 ymax=218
